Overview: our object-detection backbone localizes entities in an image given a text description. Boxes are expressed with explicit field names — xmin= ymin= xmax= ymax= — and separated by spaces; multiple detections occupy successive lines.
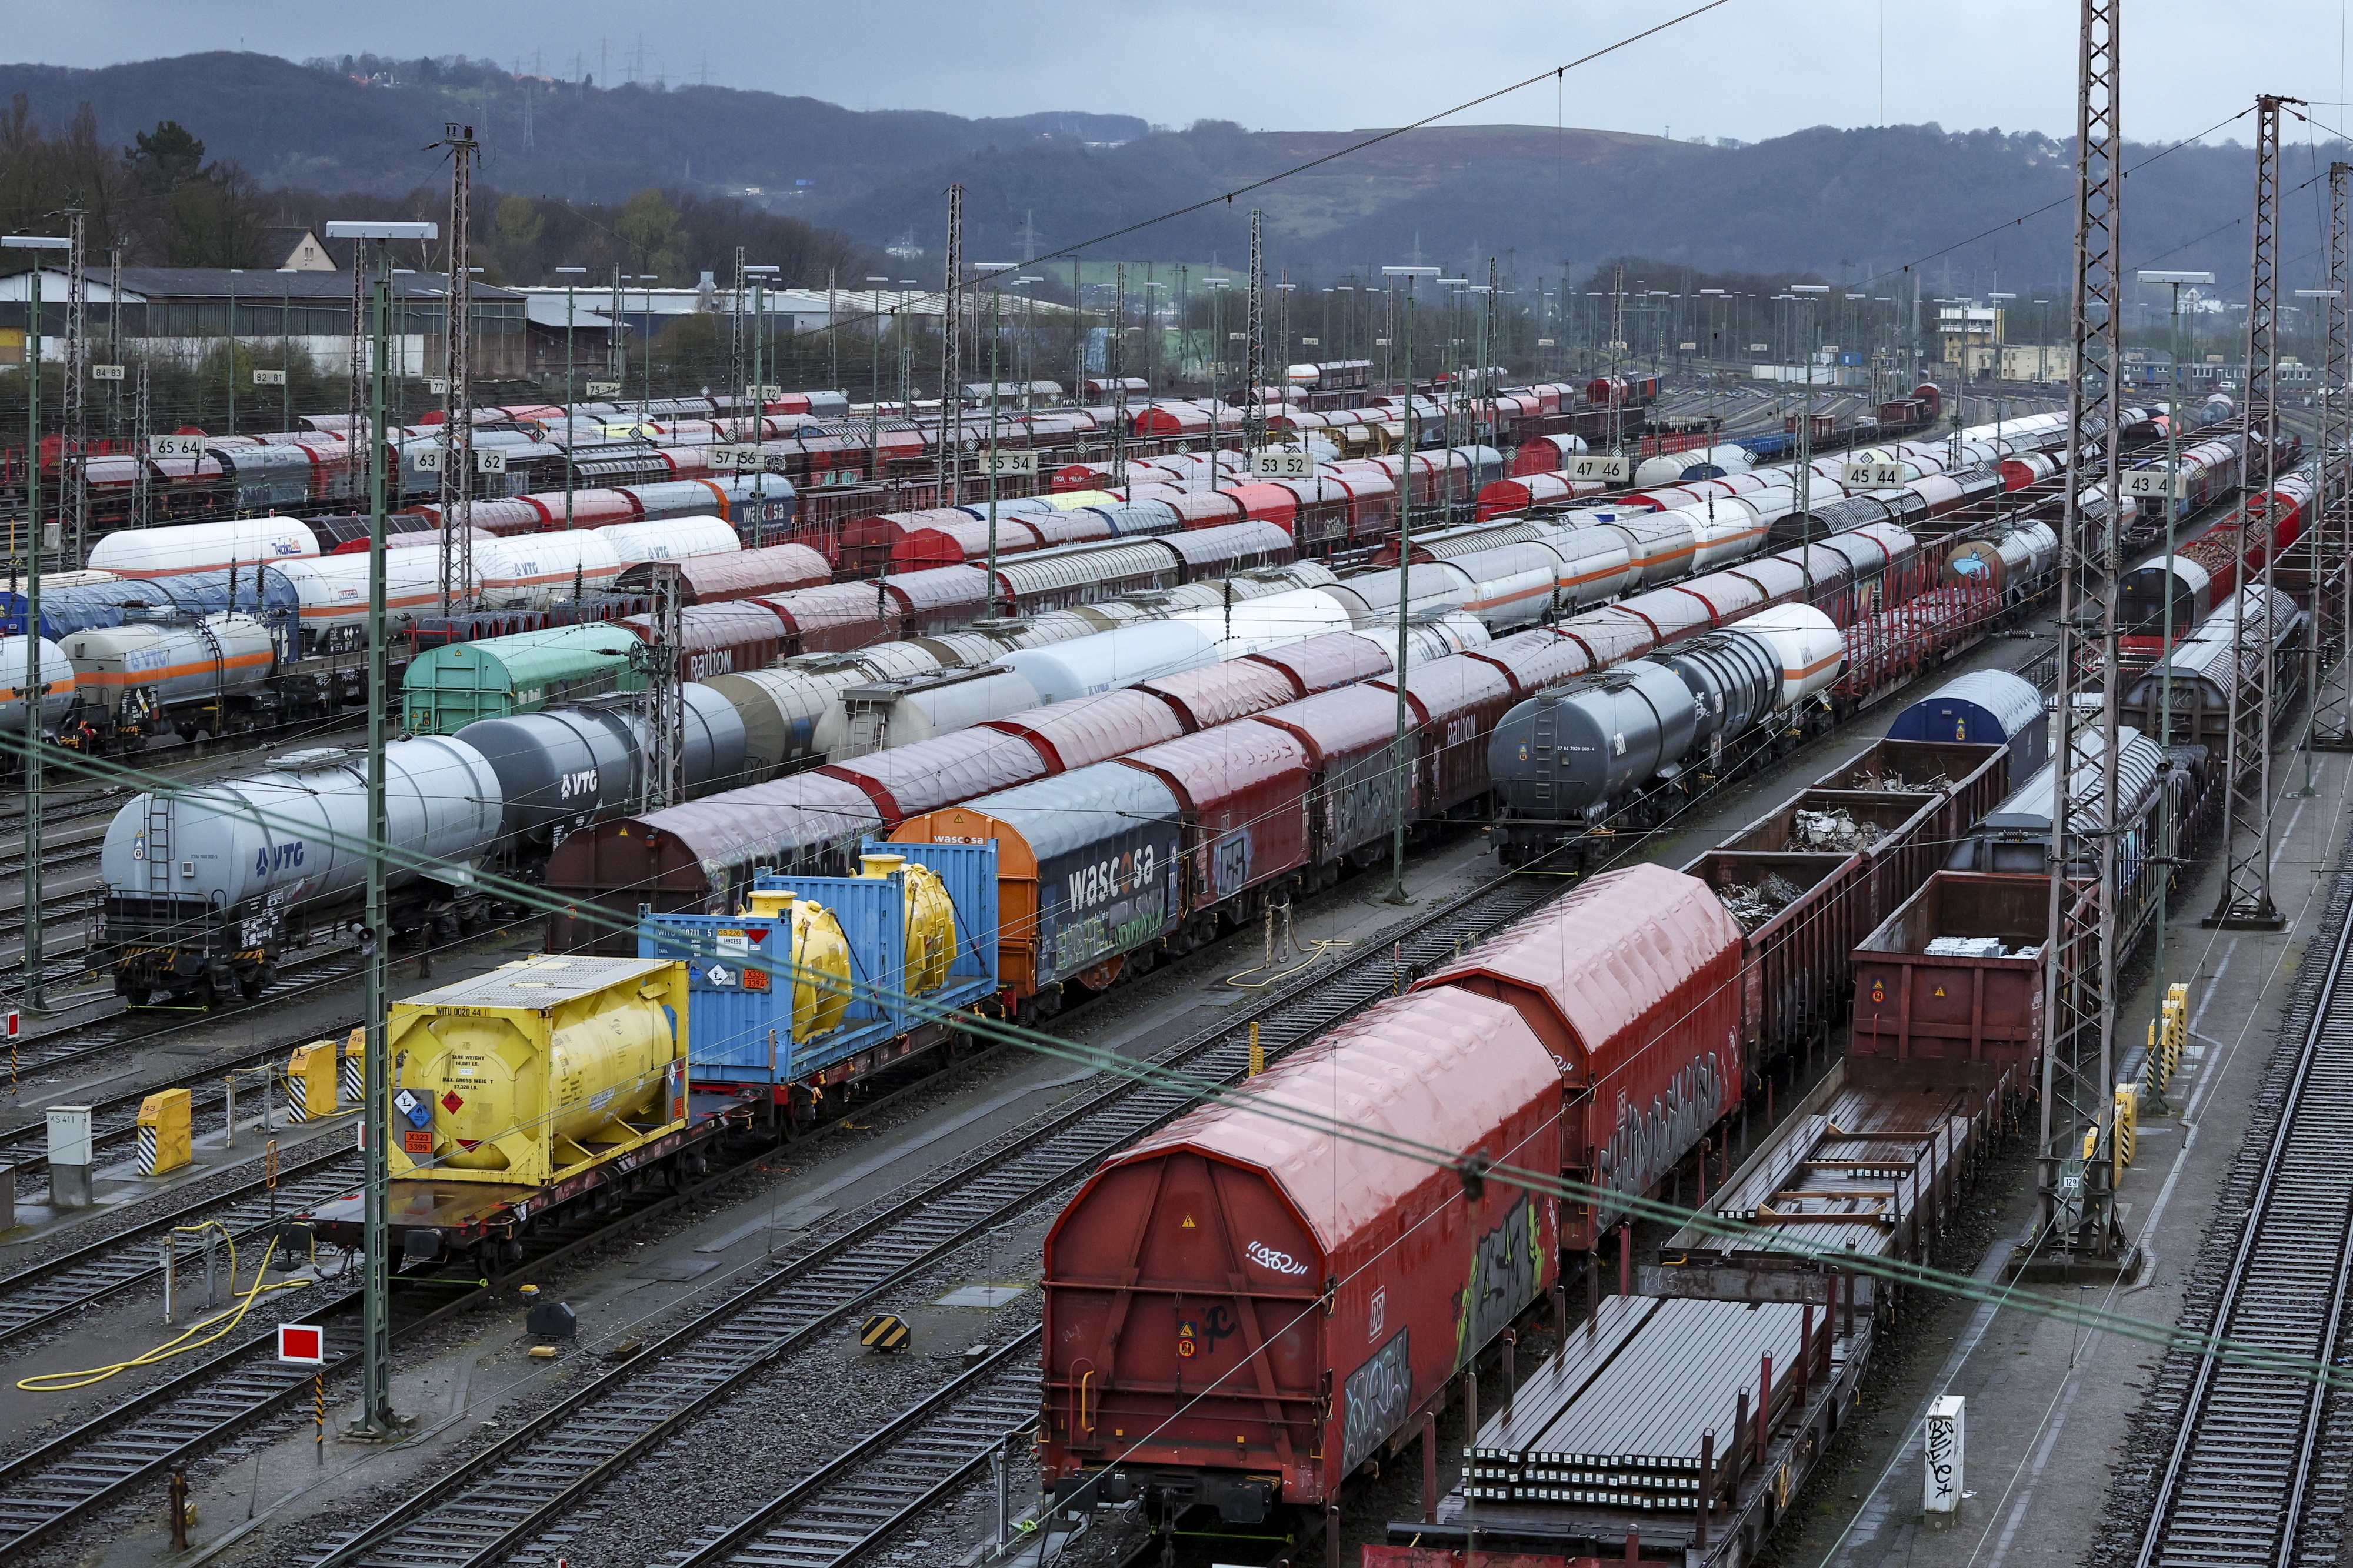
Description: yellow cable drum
xmin=745 ymin=889 xmax=854 ymax=1039
xmin=861 ymin=852 xmax=955 ymax=996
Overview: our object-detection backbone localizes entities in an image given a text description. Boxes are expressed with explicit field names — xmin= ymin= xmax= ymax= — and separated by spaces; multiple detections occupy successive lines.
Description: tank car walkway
xmin=1789 ymin=749 xmax=2353 ymax=1568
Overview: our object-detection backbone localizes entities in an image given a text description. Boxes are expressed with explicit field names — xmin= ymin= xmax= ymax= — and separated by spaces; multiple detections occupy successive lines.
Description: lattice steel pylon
xmin=2313 ymin=160 xmax=2353 ymax=750
xmin=1109 ymin=261 xmax=1129 ymax=485
xmin=348 ymin=240 xmax=365 ymax=457
xmin=2208 ymin=95 xmax=2298 ymax=929
xmin=62 ymin=210 xmax=86 ymax=565
xmin=436 ymin=122 xmax=479 ymax=617
xmin=939 ymin=184 xmax=964 ymax=509
xmin=1245 ymin=209 xmax=1266 ymax=455
xmin=639 ymin=561 xmax=685 ymax=812
xmin=2035 ymin=0 xmax=2128 ymax=1266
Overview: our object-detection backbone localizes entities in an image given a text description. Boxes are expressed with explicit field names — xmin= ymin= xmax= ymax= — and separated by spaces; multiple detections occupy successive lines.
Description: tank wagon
xmin=101 ymin=737 xmax=502 ymax=1005
xmin=292 ymin=955 xmax=760 ymax=1268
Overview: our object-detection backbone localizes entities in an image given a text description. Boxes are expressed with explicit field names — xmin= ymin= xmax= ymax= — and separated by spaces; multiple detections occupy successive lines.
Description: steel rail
xmin=2132 ymin=841 xmax=2353 ymax=1567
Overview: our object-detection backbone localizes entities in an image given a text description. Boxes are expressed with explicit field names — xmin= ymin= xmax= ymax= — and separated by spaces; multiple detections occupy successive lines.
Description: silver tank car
xmin=58 ymin=612 xmax=278 ymax=740
xmin=100 ymin=736 xmax=502 ymax=1003
xmin=1486 ymin=615 xmax=1840 ymax=866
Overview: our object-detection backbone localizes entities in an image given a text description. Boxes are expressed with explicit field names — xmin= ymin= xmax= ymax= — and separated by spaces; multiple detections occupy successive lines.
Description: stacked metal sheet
xmin=1694 ymin=1086 xmax=1973 ymax=1266
xmin=1463 ymin=1296 xmax=1817 ymax=1509
xmin=1925 ymin=935 xmax=2011 ymax=958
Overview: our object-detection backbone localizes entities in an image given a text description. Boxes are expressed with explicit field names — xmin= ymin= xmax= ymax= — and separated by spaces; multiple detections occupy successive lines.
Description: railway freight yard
xmin=5 ymin=11 xmax=2353 ymax=1568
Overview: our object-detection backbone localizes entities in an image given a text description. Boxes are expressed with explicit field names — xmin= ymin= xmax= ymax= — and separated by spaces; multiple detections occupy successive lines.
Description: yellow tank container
xmin=739 ymin=889 xmax=855 ymax=1040
xmin=286 ymin=1041 xmax=339 ymax=1120
xmin=385 ymin=955 xmax=691 ymax=1187
xmin=136 ymin=1089 xmax=193 ymax=1177
xmin=860 ymin=852 xmax=955 ymax=996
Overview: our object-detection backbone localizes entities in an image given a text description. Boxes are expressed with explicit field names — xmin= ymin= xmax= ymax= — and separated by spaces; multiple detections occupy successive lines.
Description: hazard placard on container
xmin=278 ymin=1324 xmax=326 ymax=1364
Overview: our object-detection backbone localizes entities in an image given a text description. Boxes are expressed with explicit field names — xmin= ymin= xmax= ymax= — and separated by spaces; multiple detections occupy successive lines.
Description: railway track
xmin=0 ymin=936 xmax=366 ymax=1086
xmin=0 ymin=536 xmax=2068 ymax=1562
xmin=0 ymin=1020 xmax=1028 ymax=1561
xmin=0 ymin=952 xmax=369 ymax=1202
xmin=2129 ymin=833 xmax=2353 ymax=1567
xmin=308 ymin=859 xmax=1564 ymax=1568
xmin=661 ymin=1335 xmax=1041 ymax=1568
xmin=0 ymin=820 xmax=110 ymax=885
xmin=0 ymin=1143 xmax=356 ymax=1349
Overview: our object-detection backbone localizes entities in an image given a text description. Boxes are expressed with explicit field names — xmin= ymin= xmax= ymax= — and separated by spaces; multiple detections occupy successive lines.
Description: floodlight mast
xmin=2134 ymin=267 xmax=2214 ymax=1069
xmin=1379 ymin=265 xmax=1439 ymax=905
xmin=1 ymin=233 xmax=69 ymax=1017
xmin=324 ymin=215 xmax=436 ymax=1439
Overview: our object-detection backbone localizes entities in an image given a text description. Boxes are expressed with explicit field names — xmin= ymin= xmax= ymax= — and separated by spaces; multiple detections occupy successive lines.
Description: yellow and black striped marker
xmin=859 ymin=1314 xmax=912 ymax=1353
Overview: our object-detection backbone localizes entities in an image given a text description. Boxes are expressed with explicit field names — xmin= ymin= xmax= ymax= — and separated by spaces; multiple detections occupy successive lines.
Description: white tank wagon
xmin=274 ymin=553 xmax=472 ymax=653
xmin=475 ymin=532 xmax=627 ymax=608
xmin=98 ymin=736 xmax=504 ymax=1006
xmin=86 ymin=517 xmax=319 ymax=578
xmin=596 ymin=515 xmax=743 ymax=565
xmin=0 ymin=634 xmax=76 ymax=739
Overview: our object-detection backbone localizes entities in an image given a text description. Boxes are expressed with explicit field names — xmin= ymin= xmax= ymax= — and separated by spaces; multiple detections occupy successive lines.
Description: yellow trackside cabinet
xmin=385 ymin=955 xmax=690 ymax=1187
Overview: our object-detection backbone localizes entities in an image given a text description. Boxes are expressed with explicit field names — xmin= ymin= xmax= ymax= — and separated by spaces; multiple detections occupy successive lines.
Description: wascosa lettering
xmin=1066 ymin=846 xmax=1155 ymax=912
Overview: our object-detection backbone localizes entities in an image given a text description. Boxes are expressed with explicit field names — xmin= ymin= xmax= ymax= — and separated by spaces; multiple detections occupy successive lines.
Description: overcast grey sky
xmin=11 ymin=0 xmax=2353 ymax=146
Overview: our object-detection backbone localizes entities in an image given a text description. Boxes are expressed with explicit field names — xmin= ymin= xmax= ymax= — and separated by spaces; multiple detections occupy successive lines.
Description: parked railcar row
xmin=91 ymin=613 xmax=1418 ymax=1006
xmin=74 ymin=404 xmax=2062 ymax=1002
xmin=1028 ymin=681 xmax=2027 ymax=1530
xmin=46 ymin=364 xmax=1618 ymax=540
xmin=1032 ymin=615 xmax=2263 ymax=1549
xmin=11 ymin=401 xmax=2061 ymax=765
xmin=540 ymin=510 xmax=2027 ymax=1043
xmin=2117 ymin=462 xmax=2314 ymax=660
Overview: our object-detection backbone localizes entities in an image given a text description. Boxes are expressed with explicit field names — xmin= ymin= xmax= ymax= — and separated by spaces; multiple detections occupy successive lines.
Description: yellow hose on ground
xmin=19 ymin=1232 xmax=311 ymax=1393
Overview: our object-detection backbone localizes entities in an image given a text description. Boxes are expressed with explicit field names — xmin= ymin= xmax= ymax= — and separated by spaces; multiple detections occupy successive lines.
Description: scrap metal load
xmin=1788 ymin=806 xmax=1884 ymax=853
xmin=1712 ymin=873 xmax=1808 ymax=934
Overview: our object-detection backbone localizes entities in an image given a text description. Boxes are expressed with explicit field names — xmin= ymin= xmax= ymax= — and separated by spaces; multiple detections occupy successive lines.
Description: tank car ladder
xmin=142 ymin=794 xmax=173 ymax=898
xmin=192 ymin=615 xmax=227 ymax=738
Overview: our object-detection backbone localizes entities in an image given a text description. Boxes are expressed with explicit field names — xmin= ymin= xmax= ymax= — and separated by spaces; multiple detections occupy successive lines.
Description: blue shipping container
xmin=638 ymin=838 xmax=998 ymax=1083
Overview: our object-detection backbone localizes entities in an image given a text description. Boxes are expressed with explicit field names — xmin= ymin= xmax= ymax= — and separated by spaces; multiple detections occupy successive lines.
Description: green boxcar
xmin=402 ymin=623 xmax=645 ymax=734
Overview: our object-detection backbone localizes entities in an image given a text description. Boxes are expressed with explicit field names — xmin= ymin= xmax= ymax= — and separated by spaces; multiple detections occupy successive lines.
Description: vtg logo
xmin=254 ymin=841 xmax=306 ymax=877
xmin=556 ymin=768 xmax=600 ymax=799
